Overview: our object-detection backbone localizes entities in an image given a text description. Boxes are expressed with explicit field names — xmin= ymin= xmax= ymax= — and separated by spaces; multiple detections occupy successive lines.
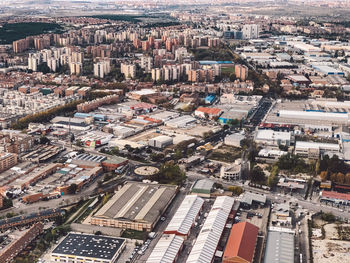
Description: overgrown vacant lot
xmin=0 ymin=22 xmax=63 ymax=44
xmin=208 ymin=145 xmax=242 ymax=163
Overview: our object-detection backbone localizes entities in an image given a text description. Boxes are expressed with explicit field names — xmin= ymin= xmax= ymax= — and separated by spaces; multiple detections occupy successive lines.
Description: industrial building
xmin=146 ymin=234 xmax=184 ymax=263
xmin=165 ymin=115 xmax=197 ymax=128
xmin=266 ymin=100 xmax=350 ymax=127
xmin=148 ymin=135 xmax=173 ymax=148
xmin=51 ymin=116 xmax=91 ymax=130
xmin=294 ymin=141 xmax=340 ymax=159
xmin=320 ymin=191 xmax=350 ymax=205
xmin=91 ymin=182 xmax=177 ymax=231
xmin=255 ymin=129 xmax=292 ymax=147
xmin=224 ymin=133 xmax=245 ymax=148
xmin=240 ymin=192 xmax=267 ymax=207
xmin=164 ymin=195 xmax=204 ymax=237
xmin=190 ymin=179 xmax=214 ymax=198
xmin=78 ymin=131 xmax=113 ymax=148
xmin=194 ymin=107 xmax=222 ymax=119
xmin=51 ymin=233 xmax=126 ymax=263
xmin=264 ymin=231 xmax=294 ymax=263
xmin=222 ymin=222 xmax=259 ymax=263
xmin=186 ymin=196 xmax=235 ymax=263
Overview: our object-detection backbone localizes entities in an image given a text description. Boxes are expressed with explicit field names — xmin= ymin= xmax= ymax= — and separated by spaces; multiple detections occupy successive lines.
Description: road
xmin=186 ymin=169 xmax=350 ymax=220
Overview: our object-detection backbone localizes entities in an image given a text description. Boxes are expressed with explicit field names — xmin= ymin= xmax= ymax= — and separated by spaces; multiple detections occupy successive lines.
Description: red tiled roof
xmin=223 ymin=222 xmax=259 ymax=263
xmin=195 ymin=107 xmax=222 ymax=115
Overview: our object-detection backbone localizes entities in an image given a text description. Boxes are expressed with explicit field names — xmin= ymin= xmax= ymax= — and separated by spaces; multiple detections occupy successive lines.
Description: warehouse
xmin=194 ymin=107 xmax=222 ymax=119
xmin=110 ymin=125 xmax=136 ymax=138
xmin=91 ymin=182 xmax=177 ymax=231
xmin=149 ymin=111 xmax=180 ymax=122
xmin=278 ymin=110 xmax=350 ymax=124
xmin=146 ymin=234 xmax=184 ymax=263
xmin=264 ymin=231 xmax=294 ymax=263
xmin=295 ymin=141 xmax=340 ymax=158
xmin=148 ymin=135 xmax=173 ymax=148
xmin=190 ymin=179 xmax=214 ymax=198
xmin=165 ymin=115 xmax=197 ymax=128
xmin=186 ymin=196 xmax=235 ymax=263
xmin=312 ymin=65 xmax=345 ymax=76
xmin=240 ymin=192 xmax=266 ymax=207
xmin=320 ymin=191 xmax=350 ymax=205
xmin=224 ymin=133 xmax=245 ymax=148
xmin=51 ymin=233 xmax=126 ymax=263
xmin=51 ymin=116 xmax=91 ymax=131
xmin=164 ymin=195 xmax=204 ymax=237
xmin=255 ymin=129 xmax=292 ymax=147
xmin=78 ymin=131 xmax=113 ymax=148
xmin=222 ymin=222 xmax=259 ymax=263
xmin=101 ymin=156 xmax=128 ymax=172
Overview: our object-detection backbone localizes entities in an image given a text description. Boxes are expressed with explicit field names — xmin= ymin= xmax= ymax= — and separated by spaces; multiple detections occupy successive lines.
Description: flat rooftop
xmin=94 ymin=182 xmax=177 ymax=224
xmin=52 ymin=233 xmax=125 ymax=260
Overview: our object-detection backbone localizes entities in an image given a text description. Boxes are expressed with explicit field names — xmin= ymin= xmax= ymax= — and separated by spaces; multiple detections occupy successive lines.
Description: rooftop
xmin=264 ymin=231 xmax=294 ymax=263
xmin=223 ymin=222 xmax=259 ymax=263
xmin=52 ymin=233 xmax=125 ymax=260
xmin=94 ymin=182 xmax=177 ymax=224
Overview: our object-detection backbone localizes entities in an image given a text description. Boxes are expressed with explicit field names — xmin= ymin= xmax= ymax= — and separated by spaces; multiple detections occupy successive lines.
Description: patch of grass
xmin=221 ymin=66 xmax=235 ymax=74
xmin=121 ymin=229 xmax=148 ymax=240
xmin=0 ymin=22 xmax=63 ymax=44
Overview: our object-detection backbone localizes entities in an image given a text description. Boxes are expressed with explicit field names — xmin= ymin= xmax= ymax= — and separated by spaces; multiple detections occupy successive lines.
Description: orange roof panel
xmin=223 ymin=222 xmax=259 ymax=263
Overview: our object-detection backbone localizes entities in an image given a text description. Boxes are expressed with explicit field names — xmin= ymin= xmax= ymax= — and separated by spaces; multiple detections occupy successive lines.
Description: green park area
xmin=0 ymin=22 xmax=63 ymax=44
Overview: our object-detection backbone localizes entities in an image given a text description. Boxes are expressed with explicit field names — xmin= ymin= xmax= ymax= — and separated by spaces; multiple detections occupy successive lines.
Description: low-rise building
xmin=91 ymin=182 xmax=177 ymax=231
xmin=190 ymin=179 xmax=214 ymax=198
xmin=222 ymin=222 xmax=259 ymax=263
xmin=165 ymin=195 xmax=204 ymax=237
xmin=51 ymin=233 xmax=126 ymax=263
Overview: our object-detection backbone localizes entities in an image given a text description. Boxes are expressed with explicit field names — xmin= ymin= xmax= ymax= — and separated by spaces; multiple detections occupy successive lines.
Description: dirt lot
xmin=312 ymin=222 xmax=350 ymax=263
xmin=313 ymin=239 xmax=350 ymax=263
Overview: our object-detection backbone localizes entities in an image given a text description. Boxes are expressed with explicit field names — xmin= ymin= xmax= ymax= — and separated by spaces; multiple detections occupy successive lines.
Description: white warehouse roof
xmin=165 ymin=195 xmax=204 ymax=236
xmin=186 ymin=196 xmax=235 ymax=263
xmin=295 ymin=141 xmax=340 ymax=151
xmin=279 ymin=110 xmax=350 ymax=123
xmin=256 ymin=130 xmax=291 ymax=141
xmin=146 ymin=234 xmax=184 ymax=263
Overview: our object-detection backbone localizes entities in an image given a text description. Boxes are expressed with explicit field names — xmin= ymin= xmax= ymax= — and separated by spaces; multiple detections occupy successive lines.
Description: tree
xmin=249 ymin=166 xmax=266 ymax=184
xmin=319 ymin=171 xmax=328 ymax=182
xmin=39 ymin=136 xmax=50 ymax=145
xmin=228 ymin=186 xmax=243 ymax=195
xmin=155 ymin=163 xmax=186 ymax=185
xmin=267 ymin=165 xmax=279 ymax=187
xmin=1 ymin=197 xmax=13 ymax=209
xmin=110 ymin=147 xmax=119 ymax=155
xmin=336 ymin=172 xmax=345 ymax=184
xmin=345 ymin=173 xmax=350 ymax=185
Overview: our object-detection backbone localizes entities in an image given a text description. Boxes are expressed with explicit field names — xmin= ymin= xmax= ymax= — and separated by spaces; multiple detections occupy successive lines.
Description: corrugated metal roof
xmin=146 ymin=234 xmax=184 ymax=263
xmin=186 ymin=196 xmax=235 ymax=263
xmin=165 ymin=195 xmax=204 ymax=236
xmin=264 ymin=231 xmax=294 ymax=263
